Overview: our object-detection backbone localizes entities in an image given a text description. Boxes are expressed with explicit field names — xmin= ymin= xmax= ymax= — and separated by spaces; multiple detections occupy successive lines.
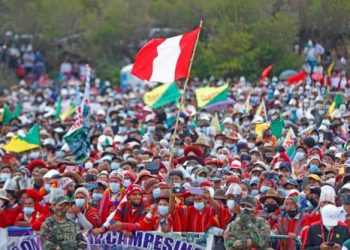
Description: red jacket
xmin=0 ymin=207 xmax=18 ymax=227
xmin=111 ymin=201 xmax=149 ymax=232
xmin=14 ymin=207 xmax=50 ymax=231
xmin=179 ymin=206 xmax=220 ymax=232
xmin=82 ymin=205 xmax=102 ymax=228
xmin=140 ymin=207 xmax=185 ymax=232
xmin=99 ymin=188 xmax=125 ymax=223
xmin=217 ymin=205 xmax=232 ymax=229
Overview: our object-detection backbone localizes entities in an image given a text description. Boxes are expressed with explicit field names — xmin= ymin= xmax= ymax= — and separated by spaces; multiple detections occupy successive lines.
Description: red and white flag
xmin=131 ymin=27 xmax=201 ymax=83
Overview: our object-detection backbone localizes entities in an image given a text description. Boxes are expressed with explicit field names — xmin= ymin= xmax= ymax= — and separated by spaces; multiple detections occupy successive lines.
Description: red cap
xmin=25 ymin=189 xmax=43 ymax=202
xmin=28 ymin=160 xmax=48 ymax=172
xmin=199 ymin=180 xmax=215 ymax=188
xmin=127 ymin=184 xmax=143 ymax=196
xmin=184 ymin=145 xmax=203 ymax=157
xmin=226 ymin=175 xmax=241 ymax=184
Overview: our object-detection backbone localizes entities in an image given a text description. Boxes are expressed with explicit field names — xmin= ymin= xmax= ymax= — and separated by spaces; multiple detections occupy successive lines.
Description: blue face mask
xmin=152 ymin=188 xmax=161 ymax=199
xmin=158 ymin=205 xmax=169 ymax=216
xmin=194 ymin=202 xmax=205 ymax=211
xmin=75 ymin=198 xmax=85 ymax=208
xmin=23 ymin=207 xmax=35 ymax=215
xmin=111 ymin=162 xmax=120 ymax=170
xmin=260 ymin=185 xmax=270 ymax=194
xmin=294 ymin=152 xmax=305 ymax=161
xmin=123 ymin=179 xmax=131 ymax=188
xmin=227 ymin=200 xmax=235 ymax=210
xmin=309 ymin=165 xmax=319 ymax=173
xmin=251 ymin=190 xmax=259 ymax=197
xmin=86 ymin=182 xmax=98 ymax=191
xmin=92 ymin=193 xmax=103 ymax=201
xmin=278 ymin=188 xmax=287 ymax=197
xmin=44 ymin=184 xmax=51 ymax=193
xmin=0 ymin=173 xmax=11 ymax=182
xmin=110 ymin=183 xmax=121 ymax=193
xmin=196 ymin=177 xmax=206 ymax=184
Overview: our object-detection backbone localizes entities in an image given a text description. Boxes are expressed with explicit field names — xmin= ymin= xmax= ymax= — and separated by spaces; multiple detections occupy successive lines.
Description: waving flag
xmin=261 ymin=64 xmax=274 ymax=79
xmin=144 ymin=82 xmax=181 ymax=109
xmin=195 ymin=83 xmax=228 ymax=109
xmin=242 ymin=93 xmax=252 ymax=114
xmin=254 ymin=100 xmax=267 ymax=122
xmin=131 ymin=27 xmax=201 ymax=83
xmin=64 ymin=65 xmax=91 ymax=162
xmin=288 ymin=71 xmax=306 ymax=85
xmin=283 ymin=128 xmax=296 ymax=158
xmin=3 ymin=124 xmax=40 ymax=153
xmin=328 ymin=93 xmax=344 ymax=115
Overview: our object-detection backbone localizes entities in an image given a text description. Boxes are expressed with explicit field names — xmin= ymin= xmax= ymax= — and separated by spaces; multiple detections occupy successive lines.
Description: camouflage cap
xmin=240 ymin=195 xmax=256 ymax=208
xmin=52 ymin=195 xmax=68 ymax=205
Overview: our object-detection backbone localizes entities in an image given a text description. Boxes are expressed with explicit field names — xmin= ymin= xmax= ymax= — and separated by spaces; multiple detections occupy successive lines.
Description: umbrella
xmin=203 ymin=98 xmax=235 ymax=112
xmin=279 ymin=69 xmax=298 ymax=80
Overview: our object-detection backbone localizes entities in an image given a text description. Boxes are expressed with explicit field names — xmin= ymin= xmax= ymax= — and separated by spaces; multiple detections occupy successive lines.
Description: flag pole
xmin=168 ymin=20 xmax=203 ymax=169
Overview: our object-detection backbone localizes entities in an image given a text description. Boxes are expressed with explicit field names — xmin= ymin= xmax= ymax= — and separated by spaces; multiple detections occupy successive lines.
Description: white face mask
xmin=218 ymin=154 xmax=227 ymax=161
xmin=325 ymin=178 xmax=335 ymax=186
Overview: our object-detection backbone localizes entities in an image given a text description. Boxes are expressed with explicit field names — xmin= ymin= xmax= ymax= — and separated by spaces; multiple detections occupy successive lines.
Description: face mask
xmin=224 ymin=128 xmax=232 ymax=134
xmin=286 ymin=208 xmax=299 ymax=218
xmin=152 ymin=188 xmax=161 ymax=199
xmin=92 ymin=193 xmax=103 ymax=201
xmin=218 ymin=154 xmax=227 ymax=161
xmin=196 ymin=177 xmax=206 ymax=184
xmin=311 ymin=135 xmax=319 ymax=143
xmin=194 ymin=202 xmax=205 ymax=211
xmin=308 ymin=198 xmax=319 ymax=208
xmin=278 ymin=188 xmax=287 ymax=197
xmin=247 ymin=142 xmax=255 ymax=149
xmin=158 ymin=205 xmax=169 ymax=216
xmin=119 ymin=127 xmax=127 ymax=133
xmin=325 ymin=178 xmax=336 ymax=186
xmin=147 ymin=126 xmax=155 ymax=133
xmin=241 ymin=207 xmax=253 ymax=216
xmin=186 ymin=166 xmax=194 ymax=174
xmin=242 ymin=121 xmax=250 ymax=127
xmin=0 ymin=173 xmax=11 ymax=182
xmin=225 ymin=143 xmax=234 ymax=148
xmin=86 ymin=182 xmax=98 ymax=191
xmin=319 ymin=110 xmax=325 ymax=115
xmin=241 ymin=155 xmax=251 ymax=161
xmin=260 ymin=185 xmax=270 ymax=194
xmin=75 ymin=198 xmax=85 ymax=208
xmin=265 ymin=156 xmax=273 ymax=164
xmin=227 ymin=200 xmax=235 ymax=210
xmin=23 ymin=207 xmax=35 ymax=215
xmin=309 ymin=165 xmax=319 ymax=173
xmin=111 ymin=162 xmax=120 ymax=170
xmin=251 ymin=190 xmax=259 ymax=196
xmin=110 ymin=183 xmax=121 ymax=193
xmin=123 ymin=179 xmax=131 ymax=188
xmin=44 ymin=184 xmax=51 ymax=193
xmin=294 ymin=152 xmax=305 ymax=161
xmin=184 ymin=200 xmax=194 ymax=206
xmin=265 ymin=203 xmax=279 ymax=213
xmin=30 ymin=151 xmax=41 ymax=159
xmin=55 ymin=206 xmax=68 ymax=217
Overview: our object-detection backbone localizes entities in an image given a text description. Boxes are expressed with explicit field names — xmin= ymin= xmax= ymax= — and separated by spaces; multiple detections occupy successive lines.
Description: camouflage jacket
xmin=40 ymin=216 xmax=88 ymax=250
xmin=224 ymin=215 xmax=271 ymax=250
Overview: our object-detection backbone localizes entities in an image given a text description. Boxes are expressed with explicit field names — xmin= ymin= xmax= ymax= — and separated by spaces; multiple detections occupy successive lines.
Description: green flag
xmin=54 ymin=97 xmax=62 ymax=120
xmin=271 ymin=120 xmax=283 ymax=139
xmin=18 ymin=123 xmax=41 ymax=145
xmin=2 ymin=106 xmax=13 ymax=123
xmin=13 ymin=101 xmax=22 ymax=118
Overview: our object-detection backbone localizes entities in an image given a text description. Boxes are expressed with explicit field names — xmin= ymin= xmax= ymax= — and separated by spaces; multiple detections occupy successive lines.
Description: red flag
xmin=261 ymin=64 xmax=274 ymax=79
xmin=288 ymin=71 xmax=306 ymax=85
xmin=131 ymin=27 xmax=201 ymax=83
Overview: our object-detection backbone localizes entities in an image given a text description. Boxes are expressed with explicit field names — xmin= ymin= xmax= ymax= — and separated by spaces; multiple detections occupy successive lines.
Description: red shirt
xmin=83 ymin=205 xmax=102 ymax=228
xmin=140 ymin=211 xmax=184 ymax=232
xmin=14 ymin=208 xmax=50 ymax=231
xmin=179 ymin=206 xmax=220 ymax=232
xmin=0 ymin=207 xmax=18 ymax=227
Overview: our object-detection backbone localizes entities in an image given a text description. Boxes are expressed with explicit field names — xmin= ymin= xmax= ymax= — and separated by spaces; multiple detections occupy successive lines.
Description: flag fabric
xmin=255 ymin=123 xmax=270 ymax=137
xmin=270 ymin=120 xmax=284 ymax=139
xmin=2 ymin=106 xmax=13 ymax=123
xmin=211 ymin=113 xmax=221 ymax=133
xmin=13 ymin=101 xmax=22 ymax=119
xmin=288 ymin=71 xmax=306 ymax=85
xmin=144 ymin=82 xmax=181 ymax=109
xmin=195 ymin=83 xmax=228 ymax=109
xmin=254 ymin=100 xmax=268 ymax=122
xmin=131 ymin=27 xmax=201 ymax=83
xmin=328 ymin=93 xmax=344 ymax=114
xmin=261 ymin=64 xmax=274 ymax=79
xmin=63 ymin=65 xmax=91 ymax=162
xmin=54 ymin=97 xmax=62 ymax=120
xmin=283 ymin=128 xmax=296 ymax=158
xmin=3 ymin=124 xmax=40 ymax=153
xmin=60 ymin=105 xmax=76 ymax=121
xmin=242 ymin=93 xmax=252 ymax=114
xmin=299 ymin=125 xmax=316 ymax=137
xmin=327 ymin=63 xmax=334 ymax=77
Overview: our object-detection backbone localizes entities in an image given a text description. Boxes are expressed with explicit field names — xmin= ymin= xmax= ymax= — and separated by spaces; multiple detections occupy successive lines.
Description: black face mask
xmin=286 ymin=209 xmax=299 ymax=218
xmin=265 ymin=156 xmax=273 ymax=164
xmin=241 ymin=155 xmax=251 ymax=161
xmin=265 ymin=203 xmax=279 ymax=213
xmin=184 ymin=200 xmax=194 ymax=206
xmin=308 ymin=198 xmax=319 ymax=208
xmin=343 ymin=175 xmax=350 ymax=184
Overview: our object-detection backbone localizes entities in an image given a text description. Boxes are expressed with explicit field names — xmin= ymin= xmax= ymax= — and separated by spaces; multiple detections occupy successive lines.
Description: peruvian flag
xmin=288 ymin=71 xmax=306 ymax=85
xmin=131 ymin=27 xmax=201 ymax=83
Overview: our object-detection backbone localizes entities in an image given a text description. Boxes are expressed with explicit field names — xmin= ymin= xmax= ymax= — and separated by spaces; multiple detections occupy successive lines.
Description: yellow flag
xmin=328 ymin=102 xmax=336 ymax=114
xmin=327 ymin=63 xmax=334 ymax=77
xmin=211 ymin=113 xmax=221 ymax=132
xmin=242 ymin=93 xmax=252 ymax=114
xmin=195 ymin=83 xmax=228 ymax=109
xmin=255 ymin=123 xmax=270 ymax=137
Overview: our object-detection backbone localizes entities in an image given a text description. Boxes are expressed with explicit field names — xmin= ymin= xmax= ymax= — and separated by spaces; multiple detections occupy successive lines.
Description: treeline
xmin=0 ymin=0 xmax=350 ymax=81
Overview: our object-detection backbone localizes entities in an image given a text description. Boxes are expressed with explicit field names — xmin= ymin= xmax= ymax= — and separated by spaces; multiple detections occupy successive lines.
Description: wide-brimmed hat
xmin=0 ymin=189 xmax=9 ymax=201
xmin=259 ymin=188 xmax=284 ymax=205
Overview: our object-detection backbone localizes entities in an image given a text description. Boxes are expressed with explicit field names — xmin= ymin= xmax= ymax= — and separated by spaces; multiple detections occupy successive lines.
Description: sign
xmin=7 ymin=228 xmax=213 ymax=250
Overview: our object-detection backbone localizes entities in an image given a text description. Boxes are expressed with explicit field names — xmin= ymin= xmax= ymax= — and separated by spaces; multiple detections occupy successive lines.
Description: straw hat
xmin=259 ymin=188 xmax=284 ymax=205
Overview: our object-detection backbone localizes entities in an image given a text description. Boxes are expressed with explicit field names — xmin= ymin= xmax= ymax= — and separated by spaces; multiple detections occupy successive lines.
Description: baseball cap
xmin=321 ymin=204 xmax=339 ymax=227
xmin=52 ymin=195 xmax=69 ymax=205
xmin=240 ymin=195 xmax=256 ymax=208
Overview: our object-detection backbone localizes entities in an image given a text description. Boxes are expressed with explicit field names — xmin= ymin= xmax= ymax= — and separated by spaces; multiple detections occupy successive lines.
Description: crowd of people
xmin=0 ymin=39 xmax=350 ymax=250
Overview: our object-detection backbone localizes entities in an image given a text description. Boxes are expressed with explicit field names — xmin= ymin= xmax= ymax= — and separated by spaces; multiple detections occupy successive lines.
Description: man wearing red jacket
xmin=105 ymin=184 xmax=149 ymax=237
xmin=0 ymin=189 xmax=17 ymax=227
xmin=14 ymin=189 xmax=50 ymax=231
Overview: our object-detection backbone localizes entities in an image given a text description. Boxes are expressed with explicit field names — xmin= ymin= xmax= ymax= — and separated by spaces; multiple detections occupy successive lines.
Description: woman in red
xmin=14 ymin=189 xmax=49 ymax=231
xmin=0 ymin=189 xmax=17 ymax=227
xmin=140 ymin=189 xmax=184 ymax=232
xmin=67 ymin=187 xmax=102 ymax=230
